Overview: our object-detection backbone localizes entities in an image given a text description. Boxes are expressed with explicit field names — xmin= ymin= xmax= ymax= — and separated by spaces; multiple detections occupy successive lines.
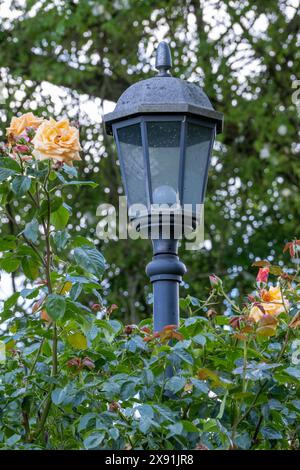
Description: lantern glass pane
xmin=117 ymin=124 xmax=147 ymax=206
xmin=147 ymin=121 xmax=181 ymax=205
xmin=183 ymin=123 xmax=214 ymax=206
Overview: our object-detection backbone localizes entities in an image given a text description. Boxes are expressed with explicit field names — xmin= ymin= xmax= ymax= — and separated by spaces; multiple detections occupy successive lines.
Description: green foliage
xmin=1 ymin=282 xmax=300 ymax=449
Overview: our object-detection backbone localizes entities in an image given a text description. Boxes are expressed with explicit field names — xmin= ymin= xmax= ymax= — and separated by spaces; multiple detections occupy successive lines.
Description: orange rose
xmin=249 ymin=285 xmax=289 ymax=323
xmin=32 ymin=118 xmax=81 ymax=166
xmin=6 ymin=112 xmax=43 ymax=141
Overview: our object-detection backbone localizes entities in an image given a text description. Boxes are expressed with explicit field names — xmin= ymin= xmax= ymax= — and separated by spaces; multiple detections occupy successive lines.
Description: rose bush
xmin=0 ymin=114 xmax=300 ymax=450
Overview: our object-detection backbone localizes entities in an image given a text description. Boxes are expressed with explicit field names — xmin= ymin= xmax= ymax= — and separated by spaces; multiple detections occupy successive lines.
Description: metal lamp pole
xmin=146 ymin=239 xmax=186 ymax=332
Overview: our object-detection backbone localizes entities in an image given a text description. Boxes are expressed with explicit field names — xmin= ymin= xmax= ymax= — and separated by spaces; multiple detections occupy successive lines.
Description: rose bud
xmin=256 ymin=267 xmax=270 ymax=283
xmin=195 ymin=443 xmax=209 ymax=450
xmin=82 ymin=357 xmax=95 ymax=370
xmin=124 ymin=324 xmax=137 ymax=335
xmin=107 ymin=304 xmax=118 ymax=315
xmin=40 ymin=309 xmax=52 ymax=323
xmin=209 ymin=274 xmax=222 ymax=288
xmin=52 ymin=161 xmax=64 ymax=170
xmin=207 ymin=309 xmax=217 ymax=319
xmin=14 ymin=144 xmax=30 ymax=154
xmin=91 ymin=303 xmax=102 ymax=312
xmin=109 ymin=401 xmax=120 ymax=412
xmin=229 ymin=316 xmax=242 ymax=329
xmin=140 ymin=326 xmax=151 ymax=334
xmin=67 ymin=357 xmax=82 ymax=369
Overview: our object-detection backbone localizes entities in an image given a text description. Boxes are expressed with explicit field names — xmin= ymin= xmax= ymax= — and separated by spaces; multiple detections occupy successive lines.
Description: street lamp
xmin=104 ymin=41 xmax=223 ymax=333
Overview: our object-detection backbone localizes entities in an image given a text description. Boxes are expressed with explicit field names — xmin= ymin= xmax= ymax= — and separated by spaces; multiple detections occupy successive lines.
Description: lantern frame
xmin=111 ymin=113 xmax=216 ymax=232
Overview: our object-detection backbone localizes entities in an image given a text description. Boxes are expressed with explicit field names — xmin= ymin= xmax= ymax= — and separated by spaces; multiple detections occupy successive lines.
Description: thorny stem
xmin=34 ymin=161 xmax=58 ymax=440
xmin=28 ymin=323 xmax=52 ymax=377
xmin=277 ymin=329 xmax=291 ymax=362
xmin=231 ymin=380 xmax=268 ymax=444
xmin=3 ymin=207 xmax=46 ymax=267
xmin=242 ymin=340 xmax=248 ymax=393
xmin=221 ymin=288 xmax=242 ymax=314
xmin=192 ymin=290 xmax=216 ymax=314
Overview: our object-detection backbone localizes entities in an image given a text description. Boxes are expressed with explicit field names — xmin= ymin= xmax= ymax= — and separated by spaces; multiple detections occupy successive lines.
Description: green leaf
xmin=190 ymin=378 xmax=209 ymax=394
xmin=11 ymin=175 xmax=31 ymax=196
xmin=256 ymin=325 xmax=277 ymax=338
xmin=181 ymin=420 xmax=199 ymax=433
xmin=56 ymin=172 xmax=97 ymax=188
xmin=77 ymin=413 xmax=96 ymax=432
xmin=269 ymin=265 xmax=283 ymax=276
xmin=188 ymin=295 xmax=200 ymax=306
xmin=0 ymin=235 xmax=17 ymax=251
xmin=291 ymin=400 xmax=300 ymax=410
xmin=284 ymin=367 xmax=300 ymax=380
xmin=167 ymin=422 xmax=183 ymax=437
xmin=109 ymin=428 xmax=119 ymax=441
xmin=139 ymin=416 xmax=153 ymax=434
xmin=52 ymin=229 xmax=70 ymax=250
xmin=23 ymin=343 xmax=40 ymax=356
xmin=137 ymin=404 xmax=154 ymax=419
xmin=23 ymin=218 xmax=39 ymax=243
xmin=17 ymin=245 xmax=41 ymax=263
xmin=261 ymin=427 xmax=282 ymax=440
xmin=60 ymin=180 xmax=98 ymax=188
xmin=252 ymin=260 xmax=270 ymax=268
xmin=20 ymin=288 xmax=39 ymax=299
xmin=215 ymin=316 xmax=229 ymax=325
xmin=165 ymin=376 xmax=186 ymax=394
xmin=74 ymin=245 xmax=106 ymax=278
xmin=216 ymin=391 xmax=228 ymax=419
xmin=0 ymin=167 xmax=17 ymax=182
xmin=69 ymin=283 xmax=82 ymax=301
xmin=50 ymin=204 xmax=69 ymax=229
xmin=72 ymin=235 xmax=94 ymax=247
xmin=5 ymin=434 xmax=21 ymax=447
xmin=0 ymin=157 xmax=21 ymax=181
xmin=193 ymin=334 xmax=206 ymax=346
xmin=62 ymin=164 xmax=78 ymax=178
xmin=83 ymin=432 xmax=105 ymax=449
xmin=21 ymin=257 xmax=39 ymax=280
xmin=0 ymin=256 xmax=20 ymax=272
xmin=4 ymin=292 xmax=20 ymax=310
xmin=39 ymin=196 xmax=63 ymax=218
xmin=67 ymin=332 xmax=88 ymax=350
xmin=45 ymin=294 xmax=66 ymax=321
xmin=51 ymin=387 xmax=70 ymax=406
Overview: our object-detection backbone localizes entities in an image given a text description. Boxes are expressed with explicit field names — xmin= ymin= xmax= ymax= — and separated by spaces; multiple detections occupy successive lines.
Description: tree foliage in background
xmin=0 ymin=0 xmax=299 ymax=321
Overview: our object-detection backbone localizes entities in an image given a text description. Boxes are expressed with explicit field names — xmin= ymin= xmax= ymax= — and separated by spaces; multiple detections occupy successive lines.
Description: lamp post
xmin=104 ymin=41 xmax=223 ymax=334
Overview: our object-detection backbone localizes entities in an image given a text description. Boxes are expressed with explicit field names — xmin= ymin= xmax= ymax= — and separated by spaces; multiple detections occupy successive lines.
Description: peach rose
xmin=32 ymin=118 xmax=81 ymax=166
xmin=249 ymin=285 xmax=289 ymax=323
xmin=6 ymin=112 xmax=43 ymax=142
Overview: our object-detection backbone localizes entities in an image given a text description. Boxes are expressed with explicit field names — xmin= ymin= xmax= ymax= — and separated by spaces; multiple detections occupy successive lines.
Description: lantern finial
xmin=155 ymin=41 xmax=172 ymax=77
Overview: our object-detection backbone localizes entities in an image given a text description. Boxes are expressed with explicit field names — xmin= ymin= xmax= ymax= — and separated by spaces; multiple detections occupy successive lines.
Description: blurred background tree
xmin=0 ymin=0 xmax=299 ymax=323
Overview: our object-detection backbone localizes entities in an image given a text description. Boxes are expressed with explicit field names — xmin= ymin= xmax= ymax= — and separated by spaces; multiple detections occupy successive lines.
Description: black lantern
xmin=104 ymin=41 xmax=223 ymax=341
xmin=104 ymin=41 xmax=223 ymax=235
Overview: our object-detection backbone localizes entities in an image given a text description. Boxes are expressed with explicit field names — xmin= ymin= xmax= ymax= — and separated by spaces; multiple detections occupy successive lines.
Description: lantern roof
xmin=104 ymin=41 xmax=223 ymax=135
